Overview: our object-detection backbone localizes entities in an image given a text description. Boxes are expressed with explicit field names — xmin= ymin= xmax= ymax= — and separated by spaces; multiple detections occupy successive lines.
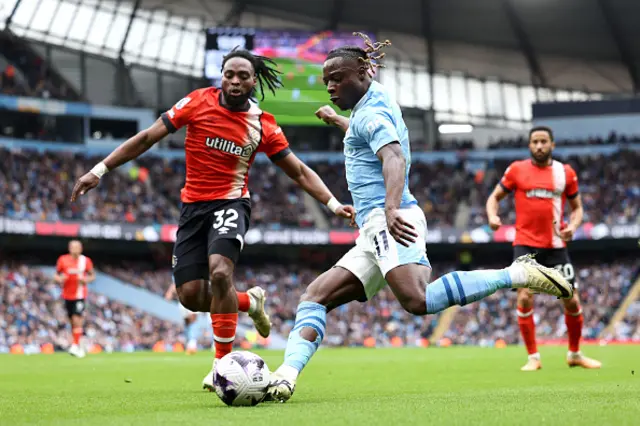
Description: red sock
xmin=72 ymin=328 xmax=82 ymax=345
xmin=236 ymin=291 xmax=250 ymax=313
xmin=517 ymin=307 xmax=538 ymax=355
xmin=565 ymin=306 xmax=583 ymax=353
xmin=211 ymin=313 xmax=237 ymax=359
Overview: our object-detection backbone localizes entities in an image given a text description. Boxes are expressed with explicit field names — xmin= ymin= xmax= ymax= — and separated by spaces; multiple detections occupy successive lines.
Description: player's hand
xmin=488 ymin=215 xmax=502 ymax=231
xmin=385 ymin=207 xmax=418 ymax=247
xmin=335 ymin=205 xmax=357 ymax=227
xmin=554 ymin=221 xmax=576 ymax=242
xmin=315 ymin=105 xmax=338 ymax=125
xmin=71 ymin=172 xmax=100 ymax=201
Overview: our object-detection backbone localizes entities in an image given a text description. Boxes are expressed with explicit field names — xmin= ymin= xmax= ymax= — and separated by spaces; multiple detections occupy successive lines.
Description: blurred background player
xmin=70 ymin=48 xmax=354 ymax=389
xmin=53 ymin=240 xmax=95 ymax=358
xmin=486 ymin=126 xmax=602 ymax=371
xmin=165 ymin=282 xmax=200 ymax=355
xmin=266 ymin=34 xmax=573 ymax=402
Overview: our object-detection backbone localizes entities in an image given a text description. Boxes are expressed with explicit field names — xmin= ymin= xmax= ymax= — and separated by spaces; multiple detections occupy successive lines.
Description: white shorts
xmin=335 ymin=206 xmax=430 ymax=300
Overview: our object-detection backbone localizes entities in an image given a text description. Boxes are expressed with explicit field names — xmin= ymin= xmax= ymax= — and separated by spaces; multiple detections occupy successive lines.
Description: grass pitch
xmin=1 ymin=346 xmax=638 ymax=425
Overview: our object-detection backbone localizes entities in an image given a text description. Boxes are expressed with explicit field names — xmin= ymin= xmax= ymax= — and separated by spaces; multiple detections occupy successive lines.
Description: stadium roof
xmin=3 ymin=0 xmax=639 ymax=91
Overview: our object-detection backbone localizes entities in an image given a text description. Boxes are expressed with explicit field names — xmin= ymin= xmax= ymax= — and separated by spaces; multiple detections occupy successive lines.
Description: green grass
xmin=1 ymin=346 xmax=639 ymax=425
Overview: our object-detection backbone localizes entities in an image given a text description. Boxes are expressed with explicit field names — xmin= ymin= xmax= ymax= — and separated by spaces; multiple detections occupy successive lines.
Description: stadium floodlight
xmin=438 ymin=124 xmax=473 ymax=134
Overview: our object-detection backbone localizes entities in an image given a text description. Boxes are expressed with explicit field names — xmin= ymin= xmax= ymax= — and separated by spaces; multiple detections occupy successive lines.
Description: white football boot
xmin=247 ymin=287 xmax=271 ymax=338
xmin=202 ymin=359 xmax=217 ymax=392
xmin=264 ymin=365 xmax=297 ymax=403
xmin=512 ymin=254 xmax=573 ymax=299
xmin=68 ymin=344 xmax=86 ymax=358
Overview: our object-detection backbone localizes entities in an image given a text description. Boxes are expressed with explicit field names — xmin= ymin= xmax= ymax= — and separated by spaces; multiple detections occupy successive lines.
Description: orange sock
xmin=565 ymin=306 xmax=583 ymax=353
xmin=517 ymin=307 xmax=538 ymax=355
xmin=72 ymin=328 xmax=83 ymax=345
xmin=236 ymin=291 xmax=250 ymax=313
xmin=211 ymin=313 xmax=237 ymax=359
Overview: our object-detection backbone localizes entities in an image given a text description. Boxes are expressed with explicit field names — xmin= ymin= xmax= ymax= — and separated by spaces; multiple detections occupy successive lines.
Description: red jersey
xmin=56 ymin=254 xmax=94 ymax=300
xmin=500 ymin=159 xmax=579 ymax=249
xmin=161 ymin=87 xmax=290 ymax=203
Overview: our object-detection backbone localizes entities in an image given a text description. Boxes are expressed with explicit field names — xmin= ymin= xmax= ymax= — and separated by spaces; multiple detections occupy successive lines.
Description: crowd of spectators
xmin=2 ymin=146 xmax=639 ymax=231
xmin=3 ymin=257 xmax=637 ymax=353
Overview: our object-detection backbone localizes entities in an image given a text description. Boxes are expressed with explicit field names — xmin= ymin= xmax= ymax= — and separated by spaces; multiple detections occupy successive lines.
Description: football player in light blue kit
xmin=266 ymin=33 xmax=572 ymax=402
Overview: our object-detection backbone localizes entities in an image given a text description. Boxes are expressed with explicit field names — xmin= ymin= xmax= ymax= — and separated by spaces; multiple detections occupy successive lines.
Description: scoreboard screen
xmin=204 ymin=28 xmax=376 ymax=125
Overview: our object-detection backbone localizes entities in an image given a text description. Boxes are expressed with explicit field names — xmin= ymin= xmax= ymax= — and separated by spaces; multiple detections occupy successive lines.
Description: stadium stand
xmin=3 ymin=145 xmax=638 ymax=229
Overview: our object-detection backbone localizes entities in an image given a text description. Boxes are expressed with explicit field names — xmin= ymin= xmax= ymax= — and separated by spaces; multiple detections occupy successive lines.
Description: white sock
xmin=528 ymin=352 xmax=541 ymax=361
xmin=276 ymin=364 xmax=300 ymax=382
xmin=568 ymin=351 xmax=581 ymax=358
xmin=507 ymin=264 xmax=527 ymax=286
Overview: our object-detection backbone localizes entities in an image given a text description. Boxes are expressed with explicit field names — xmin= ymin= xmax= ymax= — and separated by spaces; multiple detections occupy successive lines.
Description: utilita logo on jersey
xmin=526 ymin=189 xmax=562 ymax=199
xmin=205 ymin=137 xmax=256 ymax=157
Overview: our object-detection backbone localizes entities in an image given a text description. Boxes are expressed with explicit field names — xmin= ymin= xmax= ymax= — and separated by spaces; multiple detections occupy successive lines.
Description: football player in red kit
xmin=486 ymin=126 xmax=601 ymax=371
xmin=54 ymin=240 xmax=95 ymax=358
xmin=71 ymin=48 xmax=354 ymax=388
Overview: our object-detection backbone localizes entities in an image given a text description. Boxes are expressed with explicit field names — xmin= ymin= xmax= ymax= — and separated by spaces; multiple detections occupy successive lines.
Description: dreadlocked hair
xmin=326 ymin=32 xmax=392 ymax=74
xmin=222 ymin=48 xmax=283 ymax=101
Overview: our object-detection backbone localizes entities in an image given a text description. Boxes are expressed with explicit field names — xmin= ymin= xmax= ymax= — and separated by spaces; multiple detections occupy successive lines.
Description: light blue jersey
xmin=344 ymin=80 xmax=417 ymax=227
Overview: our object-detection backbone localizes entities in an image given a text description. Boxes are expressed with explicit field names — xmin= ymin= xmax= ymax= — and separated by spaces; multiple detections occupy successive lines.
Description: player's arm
xmin=84 ymin=269 xmax=96 ymax=285
xmin=53 ymin=257 xmax=65 ymax=284
xmin=558 ymin=194 xmax=583 ymax=242
xmin=486 ymin=163 xmax=517 ymax=230
xmin=274 ymin=152 xmax=355 ymax=223
xmin=376 ymin=143 xmax=418 ymax=246
xmin=486 ymin=185 xmax=509 ymax=230
xmin=70 ymin=118 xmax=169 ymax=201
xmin=315 ymin=106 xmax=349 ymax=132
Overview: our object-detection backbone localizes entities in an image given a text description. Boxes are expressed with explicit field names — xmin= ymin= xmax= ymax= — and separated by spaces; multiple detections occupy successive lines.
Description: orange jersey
xmin=500 ymin=159 xmax=579 ymax=249
xmin=161 ymin=87 xmax=290 ymax=203
xmin=56 ymin=254 xmax=94 ymax=300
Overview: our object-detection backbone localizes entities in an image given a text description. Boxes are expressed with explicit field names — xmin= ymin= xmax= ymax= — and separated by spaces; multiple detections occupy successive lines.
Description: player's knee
xmin=563 ymin=293 xmax=580 ymax=312
xmin=398 ymin=294 xmax=427 ymax=316
xmin=209 ymin=256 xmax=234 ymax=286
xmin=517 ymin=288 xmax=534 ymax=307
xmin=300 ymin=283 xmax=330 ymax=307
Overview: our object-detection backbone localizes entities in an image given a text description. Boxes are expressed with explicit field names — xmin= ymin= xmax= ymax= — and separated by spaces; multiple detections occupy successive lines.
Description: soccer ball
xmin=213 ymin=351 xmax=270 ymax=406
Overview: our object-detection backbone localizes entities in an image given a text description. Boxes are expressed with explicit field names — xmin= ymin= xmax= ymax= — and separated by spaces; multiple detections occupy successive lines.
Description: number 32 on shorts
xmin=213 ymin=209 xmax=238 ymax=234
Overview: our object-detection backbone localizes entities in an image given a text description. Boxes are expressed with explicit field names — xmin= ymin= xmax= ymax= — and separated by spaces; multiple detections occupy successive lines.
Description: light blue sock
xmin=283 ymin=301 xmax=327 ymax=373
xmin=426 ymin=270 xmax=512 ymax=314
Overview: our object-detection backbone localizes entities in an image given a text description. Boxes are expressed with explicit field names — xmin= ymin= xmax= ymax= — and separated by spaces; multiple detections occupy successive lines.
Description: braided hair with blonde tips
xmin=325 ymin=32 xmax=392 ymax=74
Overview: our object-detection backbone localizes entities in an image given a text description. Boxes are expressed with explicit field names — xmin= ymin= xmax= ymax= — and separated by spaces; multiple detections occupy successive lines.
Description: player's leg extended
xmin=517 ymin=288 xmax=541 ymax=371
xmin=563 ymin=289 xmax=601 ymax=369
xmin=267 ymin=266 xmax=366 ymax=403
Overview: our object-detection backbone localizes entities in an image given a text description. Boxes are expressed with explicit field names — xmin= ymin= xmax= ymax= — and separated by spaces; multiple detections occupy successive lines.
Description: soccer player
xmin=265 ymin=34 xmax=573 ymax=402
xmin=53 ymin=240 xmax=95 ymax=358
xmin=165 ymin=282 xmax=201 ymax=355
xmin=486 ymin=126 xmax=602 ymax=371
xmin=70 ymin=48 xmax=354 ymax=388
